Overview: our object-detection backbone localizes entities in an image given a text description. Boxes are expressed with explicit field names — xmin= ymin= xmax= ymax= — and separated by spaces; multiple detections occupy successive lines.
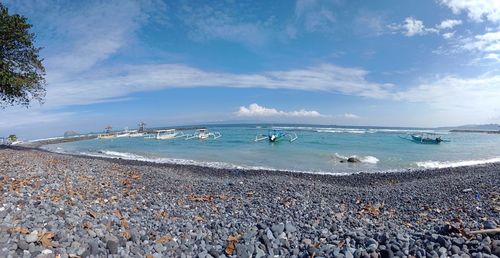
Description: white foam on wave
xmin=268 ymin=125 xmax=450 ymax=135
xmin=60 ymin=149 xmax=362 ymax=176
xmin=96 ymin=150 xmax=284 ymax=172
xmin=416 ymin=157 xmax=500 ymax=169
xmin=360 ymin=156 xmax=380 ymax=164
xmin=317 ymin=129 xmax=368 ymax=134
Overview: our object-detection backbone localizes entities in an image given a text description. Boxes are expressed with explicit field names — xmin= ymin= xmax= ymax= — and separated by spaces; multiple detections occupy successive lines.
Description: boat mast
xmin=138 ymin=121 xmax=146 ymax=132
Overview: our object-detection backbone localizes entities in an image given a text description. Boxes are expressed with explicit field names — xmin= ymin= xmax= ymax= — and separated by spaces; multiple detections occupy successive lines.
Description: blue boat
xmin=400 ymin=133 xmax=449 ymax=144
xmin=255 ymin=129 xmax=298 ymax=143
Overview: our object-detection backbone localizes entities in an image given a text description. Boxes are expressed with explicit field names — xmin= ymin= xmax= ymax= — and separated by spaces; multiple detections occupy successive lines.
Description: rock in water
xmin=347 ymin=157 xmax=361 ymax=163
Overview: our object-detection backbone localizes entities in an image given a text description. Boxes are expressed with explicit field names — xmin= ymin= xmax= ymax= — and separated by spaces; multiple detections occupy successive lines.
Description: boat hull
xmin=411 ymin=135 xmax=442 ymax=144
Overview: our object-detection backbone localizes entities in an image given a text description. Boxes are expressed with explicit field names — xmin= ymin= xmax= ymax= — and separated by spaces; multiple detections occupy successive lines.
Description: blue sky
xmin=2 ymin=0 xmax=500 ymax=138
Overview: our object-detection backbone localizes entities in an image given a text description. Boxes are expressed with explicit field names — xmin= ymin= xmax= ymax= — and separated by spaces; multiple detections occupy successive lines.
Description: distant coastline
xmin=449 ymin=129 xmax=500 ymax=134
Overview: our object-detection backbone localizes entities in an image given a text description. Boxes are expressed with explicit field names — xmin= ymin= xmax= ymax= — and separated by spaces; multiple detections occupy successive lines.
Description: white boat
xmin=128 ymin=132 xmax=145 ymax=137
xmin=185 ymin=129 xmax=222 ymax=140
xmin=115 ymin=133 xmax=130 ymax=138
xmin=98 ymin=134 xmax=115 ymax=139
xmin=148 ymin=129 xmax=186 ymax=140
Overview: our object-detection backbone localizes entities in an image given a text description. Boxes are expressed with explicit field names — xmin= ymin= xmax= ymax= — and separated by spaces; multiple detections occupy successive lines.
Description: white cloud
xmin=436 ymin=19 xmax=462 ymax=29
xmin=353 ymin=11 xmax=387 ymax=36
xmin=442 ymin=31 xmax=455 ymax=39
xmin=484 ymin=53 xmax=500 ymax=61
xmin=44 ymin=63 xmax=394 ymax=107
xmin=178 ymin=4 xmax=269 ymax=46
xmin=403 ymin=17 xmax=426 ymax=36
xmin=440 ymin=0 xmax=500 ymax=23
xmin=286 ymin=0 xmax=338 ymax=37
xmin=396 ymin=74 xmax=500 ymax=124
xmin=460 ymin=31 xmax=500 ymax=60
xmin=389 ymin=17 xmax=438 ymax=36
xmin=343 ymin=113 xmax=359 ymax=119
xmin=5 ymin=1 xmax=165 ymax=75
xmin=236 ymin=103 xmax=324 ymax=117
xmin=464 ymin=31 xmax=500 ymax=52
xmin=390 ymin=17 xmax=462 ymax=37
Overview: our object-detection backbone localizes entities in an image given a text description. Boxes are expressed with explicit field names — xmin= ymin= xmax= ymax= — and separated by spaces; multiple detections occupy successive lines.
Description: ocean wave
xmin=262 ymin=125 xmax=452 ymax=135
xmin=317 ymin=129 xmax=369 ymax=134
xmin=333 ymin=153 xmax=379 ymax=164
xmin=416 ymin=157 xmax=500 ymax=169
xmin=317 ymin=128 xmax=448 ymax=134
xmin=58 ymin=149 xmax=356 ymax=176
xmin=96 ymin=150 xmax=280 ymax=171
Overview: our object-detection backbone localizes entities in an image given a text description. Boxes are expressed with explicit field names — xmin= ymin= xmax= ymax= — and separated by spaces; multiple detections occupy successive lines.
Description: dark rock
xmin=106 ymin=239 xmax=119 ymax=254
xmin=285 ymin=223 xmax=297 ymax=233
xmin=208 ymin=248 xmax=219 ymax=258
xmin=492 ymin=245 xmax=500 ymax=257
xmin=271 ymin=223 xmax=285 ymax=237
xmin=17 ymin=240 xmax=28 ymax=250
xmin=483 ymin=221 xmax=497 ymax=230
xmin=453 ymin=238 xmax=466 ymax=246
xmin=347 ymin=157 xmax=361 ymax=163
xmin=451 ymin=245 xmax=461 ymax=254
xmin=380 ymin=249 xmax=394 ymax=258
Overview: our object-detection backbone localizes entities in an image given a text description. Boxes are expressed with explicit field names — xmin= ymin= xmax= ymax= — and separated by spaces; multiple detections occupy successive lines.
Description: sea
xmin=41 ymin=124 xmax=500 ymax=175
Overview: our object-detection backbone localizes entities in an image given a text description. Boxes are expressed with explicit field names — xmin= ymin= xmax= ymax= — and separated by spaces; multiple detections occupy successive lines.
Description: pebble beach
xmin=0 ymin=146 xmax=499 ymax=258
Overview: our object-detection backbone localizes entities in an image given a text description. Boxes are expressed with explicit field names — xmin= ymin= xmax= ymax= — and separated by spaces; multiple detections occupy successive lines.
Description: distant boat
xmin=255 ymin=129 xmax=298 ymax=143
xmin=98 ymin=134 xmax=115 ymax=139
xmin=115 ymin=132 xmax=130 ymax=138
xmin=151 ymin=129 xmax=186 ymax=140
xmin=185 ymin=129 xmax=222 ymax=140
xmin=128 ymin=131 xmax=145 ymax=137
xmin=400 ymin=133 xmax=449 ymax=144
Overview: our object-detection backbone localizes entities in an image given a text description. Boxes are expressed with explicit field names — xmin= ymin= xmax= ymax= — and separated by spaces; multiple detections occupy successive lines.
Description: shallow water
xmin=42 ymin=124 xmax=500 ymax=174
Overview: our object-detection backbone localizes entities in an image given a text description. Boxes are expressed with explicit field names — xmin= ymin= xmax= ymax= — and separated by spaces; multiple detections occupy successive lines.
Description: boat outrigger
xmin=400 ymin=133 xmax=449 ymax=144
xmin=148 ymin=129 xmax=186 ymax=140
xmin=255 ymin=129 xmax=298 ymax=143
xmin=185 ymin=129 xmax=222 ymax=140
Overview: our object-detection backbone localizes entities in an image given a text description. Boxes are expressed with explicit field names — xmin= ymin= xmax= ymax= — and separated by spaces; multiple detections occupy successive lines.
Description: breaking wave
xmin=96 ymin=150 xmax=263 ymax=170
xmin=416 ymin=157 xmax=500 ymax=169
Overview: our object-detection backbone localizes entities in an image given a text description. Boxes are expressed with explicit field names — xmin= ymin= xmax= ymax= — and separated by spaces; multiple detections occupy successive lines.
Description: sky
xmin=1 ymin=0 xmax=500 ymax=139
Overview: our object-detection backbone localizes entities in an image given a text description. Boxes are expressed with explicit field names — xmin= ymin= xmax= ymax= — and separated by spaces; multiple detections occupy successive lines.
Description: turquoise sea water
xmin=42 ymin=124 xmax=500 ymax=174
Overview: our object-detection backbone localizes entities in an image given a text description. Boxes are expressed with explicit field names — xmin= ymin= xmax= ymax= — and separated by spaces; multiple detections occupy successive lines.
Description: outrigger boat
xmin=98 ymin=126 xmax=115 ymax=139
xmin=129 ymin=122 xmax=147 ymax=137
xmin=255 ymin=129 xmax=298 ymax=143
xmin=185 ymin=129 xmax=222 ymax=140
xmin=97 ymin=134 xmax=115 ymax=139
xmin=128 ymin=130 xmax=145 ymax=137
xmin=400 ymin=133 xmax=449 ymax=144
xmin=150 ymin=129 xmax=186 ymax=140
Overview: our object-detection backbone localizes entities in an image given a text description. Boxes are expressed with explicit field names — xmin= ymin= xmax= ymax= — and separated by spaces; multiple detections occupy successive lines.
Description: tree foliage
xmin=0 ymin=3 xmax=46 ymax=107
xmin=7 ymin=134 xmax=17 ymax=142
